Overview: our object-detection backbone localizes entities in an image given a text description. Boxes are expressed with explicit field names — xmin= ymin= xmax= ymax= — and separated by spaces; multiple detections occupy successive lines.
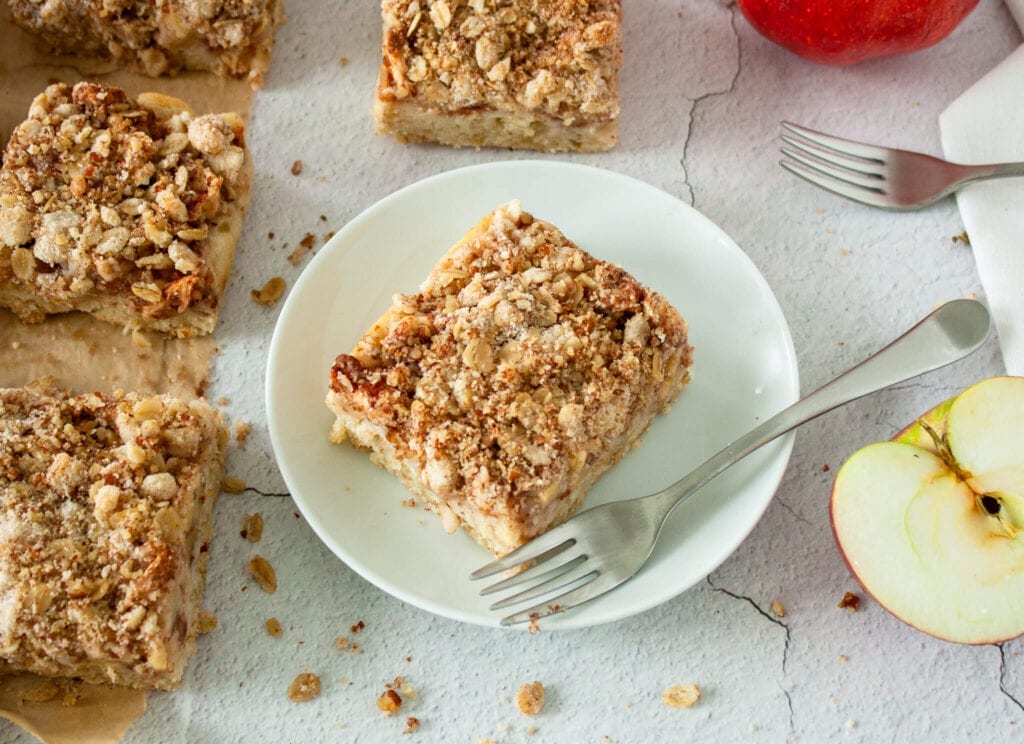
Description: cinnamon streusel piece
xmin=326 ymin=201 xmax=692 ymax=556
xmin=0 ymin=81 xmax=252 ymax=337
xmin=374 ymin=0 xmax=622 ymax=152
xmin=0 ymin=383 xmax=228 ymax=690
xmin=8 ymin=0 xmax=284 ymax=87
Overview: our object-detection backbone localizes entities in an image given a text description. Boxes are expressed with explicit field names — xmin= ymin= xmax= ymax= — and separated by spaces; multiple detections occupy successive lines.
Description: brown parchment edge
xmin=0 ymin=675 xmax=146 ymax=744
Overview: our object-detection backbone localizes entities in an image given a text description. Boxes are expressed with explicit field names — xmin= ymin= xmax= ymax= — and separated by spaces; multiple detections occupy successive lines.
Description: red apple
xmin=736 ymin=0 xmax=982 ymax=66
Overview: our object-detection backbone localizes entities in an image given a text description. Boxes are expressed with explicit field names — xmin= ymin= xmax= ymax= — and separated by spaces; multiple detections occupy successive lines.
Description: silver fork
xmin=779 ymin=121 xmax=1024 ymax=210
xmin=471 ymin=299 xmax=991 ymax=626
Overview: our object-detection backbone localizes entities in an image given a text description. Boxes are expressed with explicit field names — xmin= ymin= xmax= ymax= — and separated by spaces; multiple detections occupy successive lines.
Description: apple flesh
xmin=736 ymin=0 xmax=981 ymax=66
xmin=831 ymin=376 xmax=1024 ymax=644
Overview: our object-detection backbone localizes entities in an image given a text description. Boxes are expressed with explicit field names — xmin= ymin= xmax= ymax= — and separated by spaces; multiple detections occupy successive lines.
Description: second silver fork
xmin=779 ymin=121 xmax=1024 ymax=210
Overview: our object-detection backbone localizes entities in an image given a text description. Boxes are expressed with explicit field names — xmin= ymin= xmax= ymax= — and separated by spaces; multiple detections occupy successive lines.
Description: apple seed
xmin=980 ymin=495 xmax=1001 ymax=515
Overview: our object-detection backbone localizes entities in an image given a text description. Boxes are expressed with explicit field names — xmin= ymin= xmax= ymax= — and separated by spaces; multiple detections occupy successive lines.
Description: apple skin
xmin=830 ymin=376 xmax=1024 ymax=645
xmin=735 ymin=0 xmax=981 ymax=66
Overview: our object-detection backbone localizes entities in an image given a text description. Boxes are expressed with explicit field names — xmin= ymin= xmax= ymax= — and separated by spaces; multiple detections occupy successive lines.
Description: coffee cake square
xmin=0 ymin=82 xmax=251 ymax=337
xmin=374 ymin=0 xmax=622 ymax=152
xmin=9 ymin=0 xmax=284 ymax=87
xmin=0 ymin=384 xmax=228 ymax=690
xmin=326 ymin=201 xmax=692 ymax=556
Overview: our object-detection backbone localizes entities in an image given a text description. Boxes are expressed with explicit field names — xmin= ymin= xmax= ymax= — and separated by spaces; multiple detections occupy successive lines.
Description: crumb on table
xmin=288 ymin=672 xmax=321 ymax=702
xmin=838 ymin=592 xmax=861 ymax=611
xmin=516 ymin=681 xmax=545 ymax=716
xmin=196 ymin=611 xmax=218 ymax=634
xmin=233 ymin=419 xmax=251 ymax=447
xmin=248 ymin=555 xmax=277 ymax=593
xmin=241 ymin=512 xmax=264 ymax=542
xmin=252 ymin=277 xmax=286 ymax=306
xmin=662 ymin=683 xmax=701 ymax=709
xmin=221 ymin=476 xmax=247 ymax=493
xmin=377 ymin=689 xmax=402 ymax=715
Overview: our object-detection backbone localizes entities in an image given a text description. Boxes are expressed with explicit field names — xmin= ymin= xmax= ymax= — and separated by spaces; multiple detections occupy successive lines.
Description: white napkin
xmin=939 ymin=4 xmax=1024 ymax=373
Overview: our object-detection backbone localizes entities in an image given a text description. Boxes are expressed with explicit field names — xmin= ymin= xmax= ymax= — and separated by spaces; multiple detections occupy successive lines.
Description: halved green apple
xmin=831 ymin=376 xmax=1024 ymax=644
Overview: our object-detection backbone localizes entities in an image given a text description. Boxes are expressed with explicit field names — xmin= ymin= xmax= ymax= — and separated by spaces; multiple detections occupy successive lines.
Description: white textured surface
xmin=6 ymin=0 xmax=1024 ymax=741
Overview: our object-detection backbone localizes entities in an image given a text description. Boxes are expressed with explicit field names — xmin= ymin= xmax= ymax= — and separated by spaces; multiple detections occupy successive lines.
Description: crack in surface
xmin=247 ymin=487 xmax=292 ymax=498
xmin=996 ymin=643 xmax=1024 ymax=714
xmin=707 ymin=576 xmax=795 ymax=733
xmin=775 ymin=496 xmax=813 ymax=527
xmin=679 ymin=5 xmax=742 ymax=206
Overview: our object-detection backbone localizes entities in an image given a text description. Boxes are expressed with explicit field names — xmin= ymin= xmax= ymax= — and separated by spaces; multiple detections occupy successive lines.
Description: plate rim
xmin=266 ymin=159 xmax=800 ymax=630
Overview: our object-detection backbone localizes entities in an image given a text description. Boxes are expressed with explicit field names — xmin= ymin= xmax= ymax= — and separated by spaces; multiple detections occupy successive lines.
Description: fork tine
xmin=781 ymin=121 xmax=887 ymax=163
xmin=780 ymin=135 xmax=885 ymax=178
xmin=488 ymin=560 xmax=597 ymax=610
xmin=499 ymin=571 xmax=622 ymax=627
xmin=469 ymin=526 xmax=577 ymax=580
xmin=780 ymin=147 xmax=887 ymax=192
xmin=780 ymin=159 xmax=897 ymax=210
xmin=480 ymin=551 xmax=587 ymax=596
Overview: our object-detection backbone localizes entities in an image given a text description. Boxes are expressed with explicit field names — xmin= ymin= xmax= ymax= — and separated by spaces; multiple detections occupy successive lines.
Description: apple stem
xmin=918 ymin=419 xmax=973 ymax=481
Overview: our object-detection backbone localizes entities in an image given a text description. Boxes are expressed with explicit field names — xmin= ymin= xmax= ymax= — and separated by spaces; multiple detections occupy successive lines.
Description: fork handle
xmin=960 ymin=160 xmax=1024 ymax=185
xmin=648 ymin=299 xmax=991 ymax=524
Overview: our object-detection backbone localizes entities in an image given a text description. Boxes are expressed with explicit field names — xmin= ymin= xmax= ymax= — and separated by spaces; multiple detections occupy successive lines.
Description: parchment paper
xmin=0 ymin=5 xmax=258 ymax=741
xmin=0 ymin=675 xmax=146 ymax=744
xmin=0 ymin=309 xmax=216 ymax=397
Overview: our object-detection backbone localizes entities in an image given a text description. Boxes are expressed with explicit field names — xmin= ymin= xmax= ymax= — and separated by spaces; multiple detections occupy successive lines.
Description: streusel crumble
xmin=374 ymin=0 xmax=622 ymax=152
xmin=326 ymin=201 xmax=692 ymax=556
xmin=0 ymin=383 xmax=227 ymax=690
xmin=0 ymin=82 xmax=251 ymax=337
xmin=9 ymin=0 xmax=284 ymax=87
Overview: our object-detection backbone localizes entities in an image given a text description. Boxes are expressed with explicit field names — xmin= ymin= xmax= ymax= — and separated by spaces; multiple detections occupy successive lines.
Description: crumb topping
xmin=0 ymin=384 xmax=224 ymax=685
xmin=0 ymin=82 xmax=247 ymax=323
xmin=330 ymin=200 xmax=691 ymax=540
xmin=379 ymin=0 xmax=622 ymax=125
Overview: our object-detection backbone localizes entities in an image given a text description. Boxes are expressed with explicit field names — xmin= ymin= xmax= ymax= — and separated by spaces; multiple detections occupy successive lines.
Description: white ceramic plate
xmin=266 ymin=161 xmax=799 ymax=630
